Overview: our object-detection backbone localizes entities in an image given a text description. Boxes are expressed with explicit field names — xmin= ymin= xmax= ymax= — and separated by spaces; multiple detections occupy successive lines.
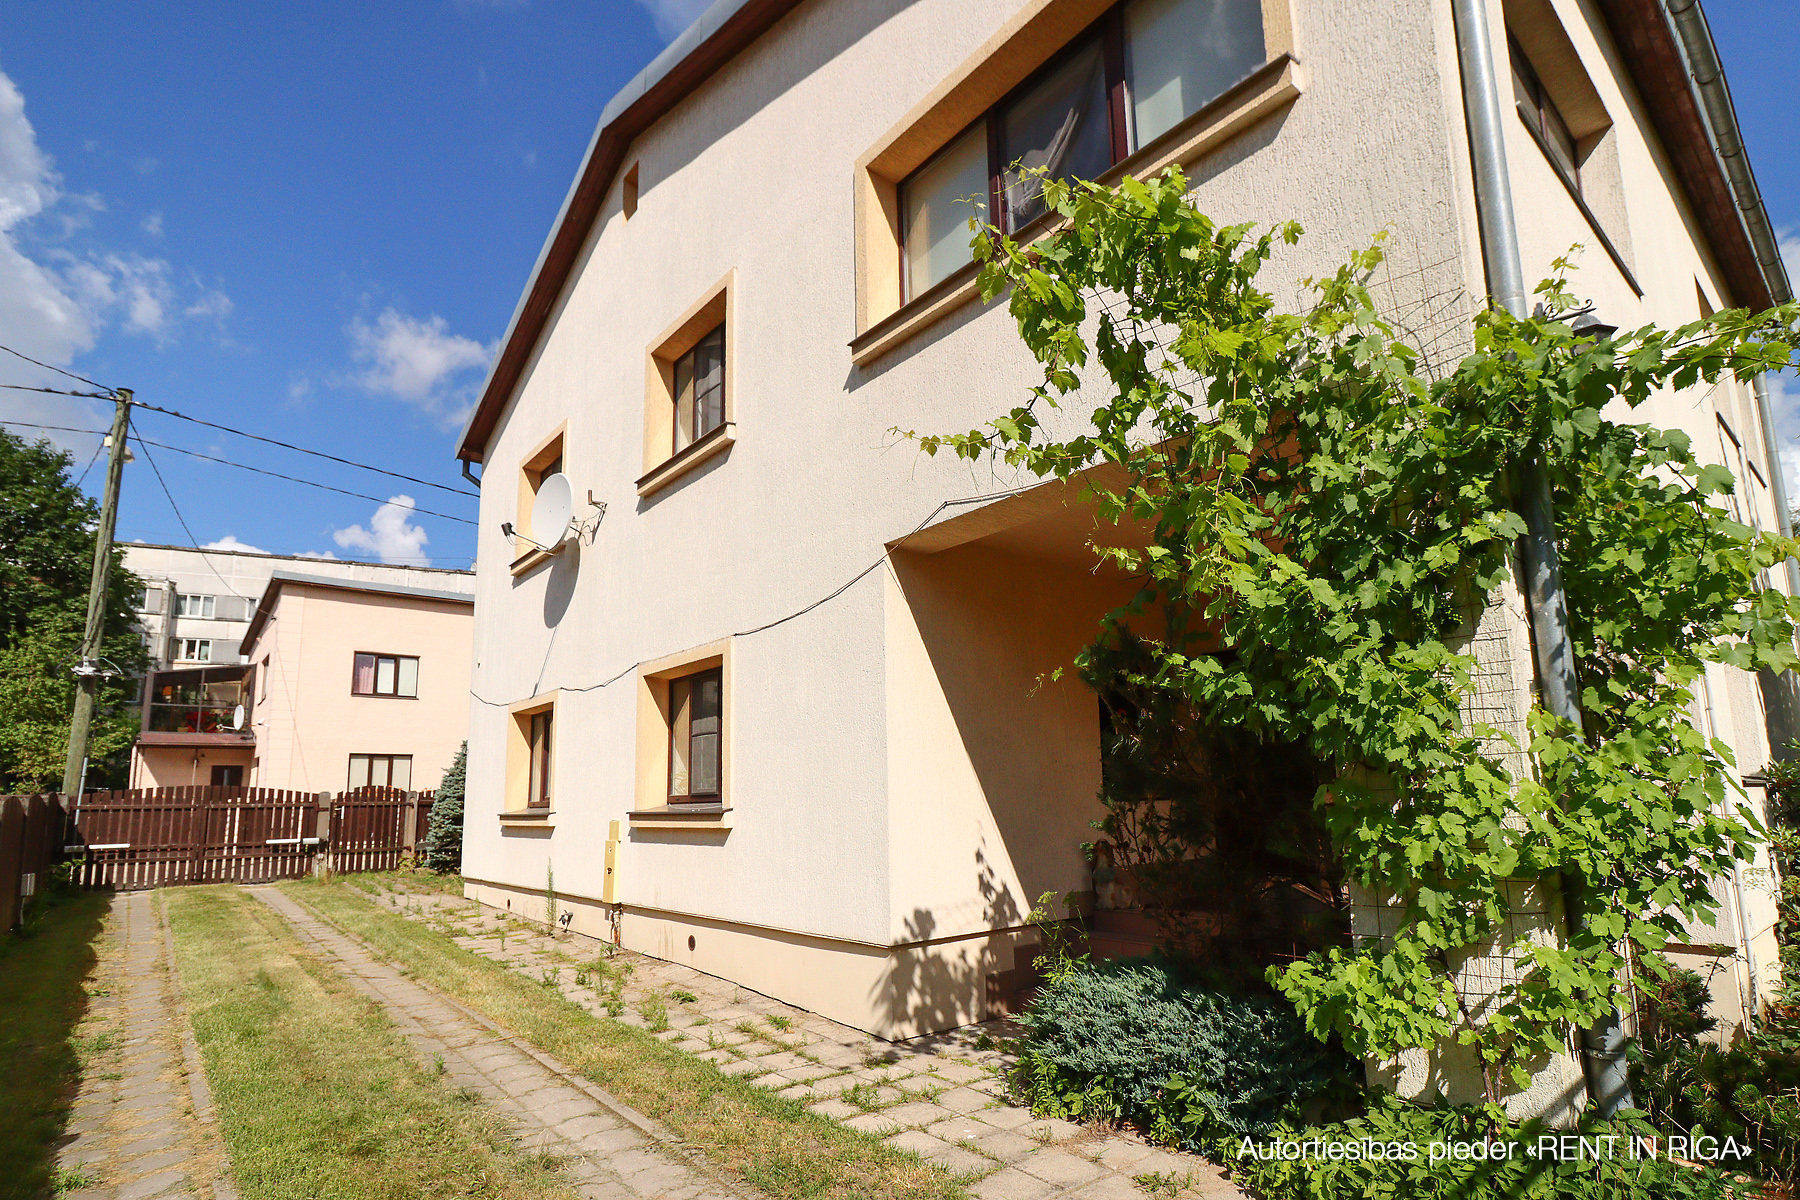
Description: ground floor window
xmin=348 ymin=753 xmax=412 ymax=791
xmin=528 ymin=709 xmax=553 ymax=808
xmin=668 ymin=666 xmax=722 ymax=803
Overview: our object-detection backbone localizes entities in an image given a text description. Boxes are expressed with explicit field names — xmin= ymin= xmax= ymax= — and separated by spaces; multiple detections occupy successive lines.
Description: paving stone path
xmin=251 ymin=886 xmax=754 ymax=1200
xmin=55 ymin=890 xmax=237 ymax=1200
xmin=374 ymin=882 xmax=1247 ymax=1200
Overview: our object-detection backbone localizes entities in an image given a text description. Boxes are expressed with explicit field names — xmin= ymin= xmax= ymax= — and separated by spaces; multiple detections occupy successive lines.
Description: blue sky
xmin=0 ymin=1 xmax=1794 ymax=569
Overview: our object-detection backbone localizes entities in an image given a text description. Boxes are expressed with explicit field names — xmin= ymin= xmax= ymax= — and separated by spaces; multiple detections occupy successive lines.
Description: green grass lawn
xmin=0 ymin=886 xmax=110 ymax=1200
xmin=163 ymin=885 xmax=578 ymax=1200
xmin=280 ymin=878 xmax=966 ymax=1200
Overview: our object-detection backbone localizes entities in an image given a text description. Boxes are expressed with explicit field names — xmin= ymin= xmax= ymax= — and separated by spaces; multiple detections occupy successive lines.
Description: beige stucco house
xmin=451 ymin=0 xmax=1793 ymax=1110
xmin=133 ymin=570 xmax=475 ymax=794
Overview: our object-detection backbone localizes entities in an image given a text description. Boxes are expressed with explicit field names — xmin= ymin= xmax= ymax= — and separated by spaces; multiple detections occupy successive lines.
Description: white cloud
xmin=332 ymin=495 xmax=431 ymax=565
xmin=203 ymin=535 xmax=268 ymax=554
xmin=1780 ymin=227 xmax=1800 ymax=288
xmin=348 ymin=308 xmax=493 ymax=428
xmin=632 ymin=0 xmax=712 ymax=39
xmin=141 ymin=211 xmax=162 ymax=237
xmin=296 ymin=549 xmax=338 ymax=560
xmin=0 ymin=67 xmax=232 ymax=399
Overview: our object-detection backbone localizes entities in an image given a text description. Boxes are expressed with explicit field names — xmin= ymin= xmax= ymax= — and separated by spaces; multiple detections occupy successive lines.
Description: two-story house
xmin=130 ymin=560 xmax=475 ymax=794
xmin=450 ymin=0 xmax=1792 ymax=1113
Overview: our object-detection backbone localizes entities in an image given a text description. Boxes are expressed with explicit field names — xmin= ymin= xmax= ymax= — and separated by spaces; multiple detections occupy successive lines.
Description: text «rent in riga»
xmin=1236 ymin=1132 xmax=1757 ymax=1165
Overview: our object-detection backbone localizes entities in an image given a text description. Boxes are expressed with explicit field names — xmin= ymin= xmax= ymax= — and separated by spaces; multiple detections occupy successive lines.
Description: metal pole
xmin=1448 ymin=0 xmax=1632 ymax=1116
xmin=61 ymin=389 xmax=132 ymax=797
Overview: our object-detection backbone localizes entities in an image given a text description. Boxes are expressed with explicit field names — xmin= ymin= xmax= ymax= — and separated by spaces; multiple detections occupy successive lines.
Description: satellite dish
xmin=531 ymin=473 xmax=574 ymax=547
xmin=231 ymin=704 xmax=246 ymax=731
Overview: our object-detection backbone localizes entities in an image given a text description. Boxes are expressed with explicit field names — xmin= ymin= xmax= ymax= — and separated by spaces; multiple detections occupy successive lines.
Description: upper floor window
xmin=899 ymin=0 xmax=1264 ymax=298
xmin=175 ymin=638 xmax=212 ymax=662
xmin=353 ymin=652 xmax=419 ymax=698
xmin=176 ymin=593 xmax=216 ymax=618
xmin=672 ymin=325 xmax=726 ymax=455
xmin=1511 ymin=37 xmax=1578 ymax=194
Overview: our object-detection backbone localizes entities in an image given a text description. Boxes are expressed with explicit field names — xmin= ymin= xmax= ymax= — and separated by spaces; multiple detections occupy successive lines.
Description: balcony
xmin=137 ymin=664 xmax=253 ymax=746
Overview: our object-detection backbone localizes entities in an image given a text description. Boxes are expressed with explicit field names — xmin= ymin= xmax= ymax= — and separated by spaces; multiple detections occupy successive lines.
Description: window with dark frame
xmin=352 ymin=652 xmax=419 ymax=698
xmin=348 ymin=753 xmax=413 ymax=791
xmin=671 ymin=325 xmax=726 ymax=454
xmin=898 ymin=0 xmax=1264 ymax=300
xmin=1510 ymin=36 xmax=1580 ymax=194
xmin=527 ymin=709 xmax=553 ymax=808
xmin=667 ymin=666 xmax=722 ymax=804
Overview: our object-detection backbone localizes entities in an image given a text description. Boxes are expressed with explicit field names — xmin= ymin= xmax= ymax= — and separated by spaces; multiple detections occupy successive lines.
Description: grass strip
xmin=163 ymin=885 xmax=578 ymax=1200
xmin=280 ymin=878 xmax=966 ymax=1200
xmin=0 ymin=887 xmax=110 ymax=1199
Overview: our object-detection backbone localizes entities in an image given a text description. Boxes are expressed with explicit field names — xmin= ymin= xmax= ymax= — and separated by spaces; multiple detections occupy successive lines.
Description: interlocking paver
xmin=393 ymin=881 xmax=1255 ymax=1197
xmin=51 ymin=891 xmax=237 ymax=1200
xmin=250 ymin=887 xmax=763 ymax=1200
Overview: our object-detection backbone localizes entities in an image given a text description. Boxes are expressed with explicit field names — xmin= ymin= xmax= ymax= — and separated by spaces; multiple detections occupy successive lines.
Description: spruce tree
xmin=422 ymin=741 xmax=466 ymax=873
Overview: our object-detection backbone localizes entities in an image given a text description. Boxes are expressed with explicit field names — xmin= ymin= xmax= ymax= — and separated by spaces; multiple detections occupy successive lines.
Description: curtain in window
xmin=902 ymin=124 xmax=989 ymax=300
xmin=397 ymin=657 xmax=419 ymax=698
xmin=375 ymin=656 xmax=397 ymax=695
xmin=668 ymin=677 xmax=692 ymax=797
xmin=348 ymin=754 xmax=371 ymax=789
xmin=1125 ymin=0 xmax=1264 ymax=145
xmin=1001 ymin=40 xmax=1111 ymax=230
xmin=528 ymin=711 xmax=553 ymax=807
xmin=390 ymin=756 xmax=412 ymax=791
xmin=354 ymin=653 xmax=376 ymax=694
xmin=690 ymin=671 xmax=721 ymax=796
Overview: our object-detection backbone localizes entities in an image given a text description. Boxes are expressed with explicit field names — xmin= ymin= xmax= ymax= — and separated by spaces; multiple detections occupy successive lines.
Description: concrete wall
xmin=245 ymin=584 xmax=473 ymax=794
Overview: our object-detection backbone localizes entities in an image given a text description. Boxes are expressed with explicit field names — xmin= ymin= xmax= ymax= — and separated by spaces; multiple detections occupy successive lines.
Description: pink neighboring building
xmin=130 ymin=571 xmax=474 ymax=793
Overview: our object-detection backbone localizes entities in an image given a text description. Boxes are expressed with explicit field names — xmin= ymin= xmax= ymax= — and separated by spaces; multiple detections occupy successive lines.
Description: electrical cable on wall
xmin=469 ymin=481 xmax=1045 ymax=708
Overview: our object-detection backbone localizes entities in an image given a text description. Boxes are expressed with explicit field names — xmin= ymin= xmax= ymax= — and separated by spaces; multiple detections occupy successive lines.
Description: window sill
xmin=849 ymin=53 xmax=1305 ymax=369
xmin=636 ymin=423 xmax=735 ymax=498
xmin=499 ymin=809 xmax=554 ymax=829
xmin=627 ymin=803 xmax=732 ymax=832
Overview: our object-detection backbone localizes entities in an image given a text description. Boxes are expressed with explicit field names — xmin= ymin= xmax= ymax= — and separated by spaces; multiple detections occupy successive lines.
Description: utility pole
xmin=61 ymin=388 xmax=132 ymax=797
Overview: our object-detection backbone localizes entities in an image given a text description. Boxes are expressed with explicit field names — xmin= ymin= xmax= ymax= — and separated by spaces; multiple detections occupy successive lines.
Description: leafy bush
xmin=421 ymin=742 xmax=466 ymax=874
xmin=1012 ymin=954 xmax=1352 ymax=1144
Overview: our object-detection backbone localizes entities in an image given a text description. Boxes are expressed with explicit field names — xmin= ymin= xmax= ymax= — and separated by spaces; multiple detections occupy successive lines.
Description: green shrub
xmin=422 ymin=742 xmax=466 ymax=874
xmin=1012 ymin=954 xmax=1352 ymax=1144
xmin=1629 ymin=992 xmax=1800 ymax=1194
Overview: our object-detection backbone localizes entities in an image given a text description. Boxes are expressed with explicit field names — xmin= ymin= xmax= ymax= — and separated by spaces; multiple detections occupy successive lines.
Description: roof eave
xmin=456 ymin=0 xmax=808 ymax=465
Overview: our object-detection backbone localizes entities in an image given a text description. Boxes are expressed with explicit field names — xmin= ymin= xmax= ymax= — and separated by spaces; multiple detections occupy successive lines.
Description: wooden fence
xmin=0 ymin=787 xmax=436 ymax=922
xmin=0 ymin=794 xmax=65 ymax=931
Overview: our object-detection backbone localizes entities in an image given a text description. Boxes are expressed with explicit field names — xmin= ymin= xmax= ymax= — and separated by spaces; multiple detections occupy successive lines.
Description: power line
xmin=2 ymin=417 xmax=477 ymax=524
xmin=129 ymin=433 xmax=477 ymax=525
xmin=0 ymin=382 xmax=115 ymax=399
xmin=0 ymin=342 xmax=116 ymax=393
xmin=130 ymin=427 xmax=252 ymax=600
xmin=130 ymin=400 xmax=479 ymax=498
xmin=74 ymin=442 xmax=104 ymax=490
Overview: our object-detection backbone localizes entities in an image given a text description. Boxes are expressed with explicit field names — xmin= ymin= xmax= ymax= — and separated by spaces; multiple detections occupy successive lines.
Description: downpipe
xmin=1449 ymin=0 xmax=1633 ymax=1116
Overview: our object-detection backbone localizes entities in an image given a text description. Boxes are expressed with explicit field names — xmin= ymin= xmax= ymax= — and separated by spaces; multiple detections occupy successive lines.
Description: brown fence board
xmin=56 ymin=785 xmax=427 ymax=891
